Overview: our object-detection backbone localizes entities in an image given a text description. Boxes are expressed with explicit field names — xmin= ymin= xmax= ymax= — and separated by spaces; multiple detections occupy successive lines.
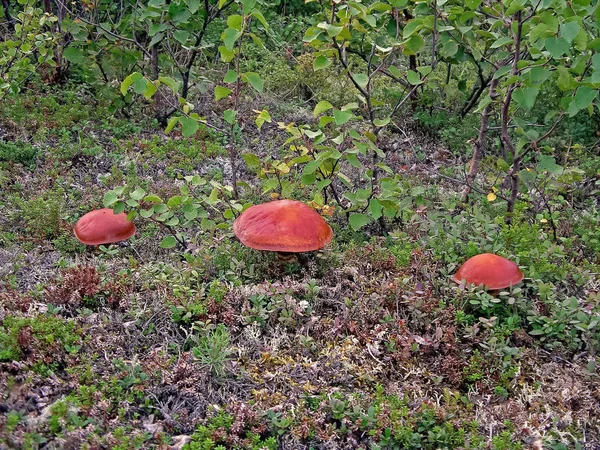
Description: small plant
xmin=191 ymin=324 xmax=233 ymax=377
xmin=0 ymin=314 xmax=82 ymax=364
xmin=16 ymin=190 xmax=63 ymax=239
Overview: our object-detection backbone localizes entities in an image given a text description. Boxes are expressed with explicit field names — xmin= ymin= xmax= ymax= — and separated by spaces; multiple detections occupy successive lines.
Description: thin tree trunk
xmin=461 ymin=77 xmax=498 ymax=202
xmin=151 ymin=45 xmax=159 ymax=80
xmin=403 ymin=9 xmax=419 ymax=106
xmin=502 ymin=12 xmax=523 ymax=223
xmin=42 ymin=0 xmax=52 ymax=13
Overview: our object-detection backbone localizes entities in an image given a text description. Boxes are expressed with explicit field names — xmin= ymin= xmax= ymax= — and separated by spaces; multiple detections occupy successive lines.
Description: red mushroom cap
xmin=453 ymin=253 xmax=524 ymax=290
xmin=233 ymin=200 xmax=333 ymax=253
xmin=74 ymin=208 xmax=136 ymax=245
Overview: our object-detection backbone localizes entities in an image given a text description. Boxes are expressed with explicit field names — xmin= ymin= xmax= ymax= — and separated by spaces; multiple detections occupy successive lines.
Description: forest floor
xmin=0 ymin=86 xmax=599 ymax=450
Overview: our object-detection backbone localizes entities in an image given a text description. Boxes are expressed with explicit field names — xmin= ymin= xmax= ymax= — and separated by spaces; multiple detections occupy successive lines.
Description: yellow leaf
xmin=321 ymin=205 xmax=335 ymax=216
xmin=276 ymin=163 xmax=290 ymax=174
xmin=487 ymin=192 xmax=497 ymax=202
xmin=270 ymin=192 xmax=280 ymax=199
xmin=540 ymin=218 xmax=548 ymax=224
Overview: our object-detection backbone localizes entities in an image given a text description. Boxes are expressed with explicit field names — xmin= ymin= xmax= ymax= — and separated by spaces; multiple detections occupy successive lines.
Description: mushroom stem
xmin=276 ymin=252 xmax=298 ymax=265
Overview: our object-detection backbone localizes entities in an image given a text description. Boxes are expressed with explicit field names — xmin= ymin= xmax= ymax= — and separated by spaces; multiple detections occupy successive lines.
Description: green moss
xmin=0 ymin=141 xmax=39 ymax=166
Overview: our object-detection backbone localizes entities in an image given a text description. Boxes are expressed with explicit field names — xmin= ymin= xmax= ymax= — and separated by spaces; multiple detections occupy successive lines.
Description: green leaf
xmin=369 ymin=199 xmax=382 ymax=220
xmin=528 ymin=66 xmax=551 ymax=84
xmin=333 ymin=109 xmax=354 ymax=126
xmin=313 ymin=100 xmax=333 ymax=117
xmin=242 ymin=153 xmax=261 ymax=169
xmin=440 ymin=41 xmax=458 ymax=58
xmin=121 ymin=72 xmax=137 ymax=95
xmin=313 ymin=55 xmax=332 ymax=71
xmin=353 ymin=74 xmax=369 ymax=89
xmin=218 ymin=46 xmax=235 ymax=63
xmin=180 ymin=117 xmax=199 ymax=137
xmin=304 ymin=160 xmax=321 ymax=175
xmin=240 ymin=0 xmax=256 ymax=12
xmin=512 ymin=87 xmax=539 ymax=111
xmin=224 ymin=109 xmax=236 ymax=125
xmin=103 ymin=191 xmax=118 ymax=207
xmin=144 ymin=194 xmax=163 ymax=203
xmin=112 ymin=202 xmax=125 ymax=215
xmin=465 ymin=0 xmax=482 ymax=10
xmin=184 ymin=0 xmax=200 ymax=13
xmin=302 ymin=173 xmax=316 ymax=185
xmin=556 ymin=66 xmax=575 ymax=91
xmin=373 ymin=118 xmax=390 ymax=127
xmin=407 ymin=70 xmax=422 ymax=85
xmin=144 ymin=81 xmax=157 ymax=100
xmin=494 ymin=65 xmax=512 ymax=79
xmin=403 ymin=34 xmax=425 ymax=56
xmin=227 ymin=14 xmax=243 ymax=31
xmin=165 ymin=117 xmax=179 ymax=134
xmin=545 ymin=37 xmax=570 ymax=59
xmin=173 ymin=30 xmax=190 ymax=45
xmin=149 ymin=32 xmax=164 ymax=48
xmin=223 ymin=69 xmax=237 ymax=83
xmin=474 ymin=95 xmax=493 ymax=113
xmin=222 ymin=28 xmax=242 ymax=51
xmin=325 ymin=24 xmax=344 ymax=37
xmin=389 ymin=0 xmax=408 ymax=8
xmin=573 ymin=86 xmax=597 ymax=110
xmin=160 ymin=236 xmax=178 ymax=249
xmin=346 ymin=153 xmax=362 ymax=168
xmin=132 ymin=73 xmax=147 ymax=94
xmin=245 ymin=72 xmax=263 ymax=92
xmin=251 ymin=11 xmax=270 ymax=31
xmin=505 ymin=0 xmax=525 ymax=15
xmin=403 ymin=20 xmax=421 ymax=39
xmin=158 ymin=76 xmax=179 ymax=93
xmin=349 ymin=213 xmax=372 ymax=231
xmin=214 ymin=85 xmax=232 ymax=101
xmin=491 ymin=36 xmax=513 ymax=49
xmin=130 ymin=188 xmax=146 ymax=201
xmin=255 ymin=109 xmax=271 ymax=130
xmin=63 ymin=47 xmax=84 ymax=63
xmin=560 ymin=21 xmax=580 ymax=44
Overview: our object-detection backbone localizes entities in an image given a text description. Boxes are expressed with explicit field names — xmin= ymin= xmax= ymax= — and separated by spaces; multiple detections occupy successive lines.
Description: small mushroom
xmin=233 ymin=199 xmax=333 ymax=264
xmin=74 ymin=208 xmax=136 ymax=246
xmin=453 ymin=253 xmax=523 ymax=290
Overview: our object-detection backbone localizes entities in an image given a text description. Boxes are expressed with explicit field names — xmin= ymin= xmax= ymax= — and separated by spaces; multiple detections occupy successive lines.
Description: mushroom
xmin=453 ymin=253 xmax=524 ymax=290
xmin=74 ymin=208 xmax=136 ymax=246
xmin=233 ymin=199 xmax=333 ymax=264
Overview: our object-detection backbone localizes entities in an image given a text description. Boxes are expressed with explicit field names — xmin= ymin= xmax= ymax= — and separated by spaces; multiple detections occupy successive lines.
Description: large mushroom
xmin=453 ymin=253 xmax=523 ymax=290
xmin=74 ymin=208 xmax=136 ymax=246
xmin=233 ymin=199 xmax=333 ymax=263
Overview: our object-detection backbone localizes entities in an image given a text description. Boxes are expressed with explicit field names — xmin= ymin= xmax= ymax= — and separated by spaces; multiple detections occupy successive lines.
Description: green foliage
xmin=0 ymin=2 xmax=58 ymax=97
xmin=0 ymin=140 xmax=39 ymax=165
xmin=0 ymin=315 xmax=81 ymax=362
xmin=103 ymin=175 xmax=246 ymax=249
xmin=186 ymin=409 xmax=277 ymax=450
xmin=16 ymin=190 xmax=63 ymax=239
